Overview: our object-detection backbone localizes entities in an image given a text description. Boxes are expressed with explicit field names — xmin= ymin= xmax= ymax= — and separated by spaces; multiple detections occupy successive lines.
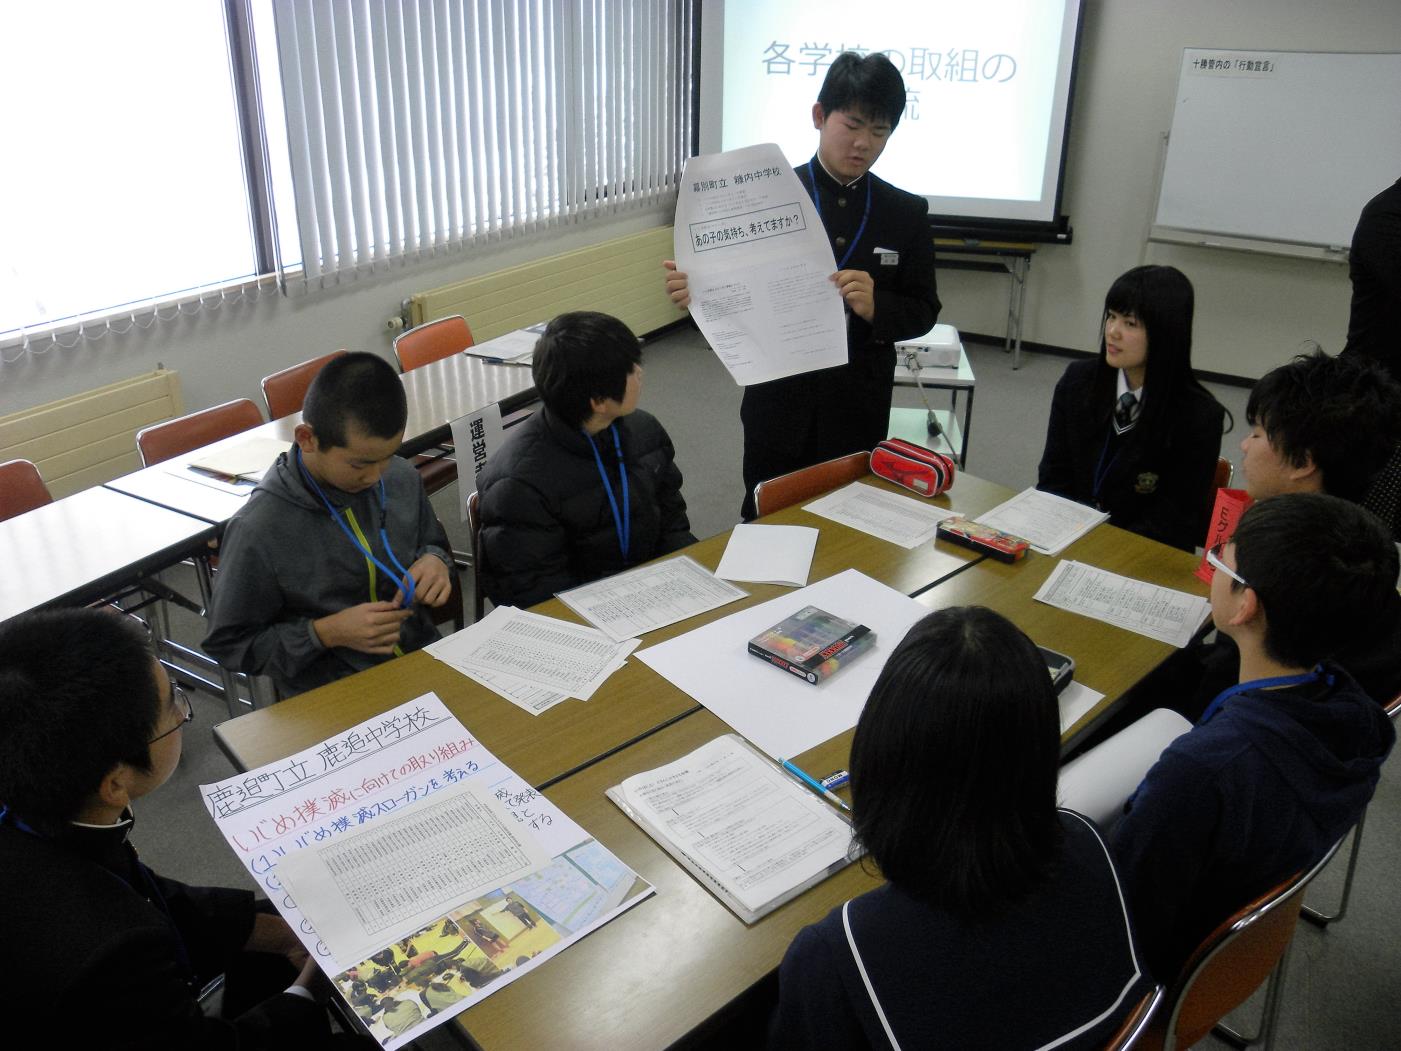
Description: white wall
xmin=0 ymin=207 xmax=670 ymax=418
xmin=5 ymin=0 xmax=1399 ymax=419
xmin=935 ymin=0 xmax=1401 ymax=379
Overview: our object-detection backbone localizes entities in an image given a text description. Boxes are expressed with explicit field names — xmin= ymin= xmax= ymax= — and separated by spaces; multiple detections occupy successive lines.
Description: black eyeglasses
xmin=150 ymin=682 xmax=195 ymax=744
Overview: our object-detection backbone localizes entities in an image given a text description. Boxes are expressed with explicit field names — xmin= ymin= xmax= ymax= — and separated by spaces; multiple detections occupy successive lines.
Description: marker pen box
xmin=936 ymin=517 xmax=1030 ymax=563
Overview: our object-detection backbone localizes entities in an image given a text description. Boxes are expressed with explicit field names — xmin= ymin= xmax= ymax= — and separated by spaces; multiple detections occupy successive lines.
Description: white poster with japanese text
xmin=201 ymin=694 xmax=651 ymax=1049
xmin=674 ymin=142 xmax=847 ymax=385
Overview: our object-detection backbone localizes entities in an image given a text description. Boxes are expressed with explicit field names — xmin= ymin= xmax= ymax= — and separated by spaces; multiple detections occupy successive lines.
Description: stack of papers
xmin=555 ymin=556 xmax=747 ymax=642
xmin=425 ymin=607 xmax=637 ymax=715
xmin=1034 ymin=561 xmax=1212 ymax=648
xmin=803 ymin=481 xmax=957 ymax=548
xmin=461 ymin=326 xmax=542 ymax=363
xmin=974 ymin=488 xmax=1110 ymax=555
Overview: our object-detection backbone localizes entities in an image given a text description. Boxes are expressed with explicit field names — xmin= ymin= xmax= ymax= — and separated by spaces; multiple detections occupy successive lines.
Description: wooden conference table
xmin=214 ymin=472 xmax=1014 ymax=785
xmin=215 ymin=473 xmax=1207 ymax=1049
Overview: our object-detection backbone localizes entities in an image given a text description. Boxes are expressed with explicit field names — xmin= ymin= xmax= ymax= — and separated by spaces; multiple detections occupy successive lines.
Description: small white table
xmin=890 ymin=345 xmax=976 ymax=466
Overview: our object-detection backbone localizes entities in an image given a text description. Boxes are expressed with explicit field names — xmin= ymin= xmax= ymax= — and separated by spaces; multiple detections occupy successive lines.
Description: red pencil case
xmin=869 ymin=438 xmax=956 ymax=497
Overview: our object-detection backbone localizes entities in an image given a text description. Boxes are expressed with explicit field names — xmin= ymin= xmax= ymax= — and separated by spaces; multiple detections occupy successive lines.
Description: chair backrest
xmin=136 ymin=399 xmax=265 ymax=467
xmin=467 ymin=489 xmax=485 ymax=622
xmin=753 ymin=451 xmax=871 ymax=518
xmin=1102 ymin=984 xmax=1164 ymax=1051
xmin=0 ymin=459 xmax=54 ymax=522
xmin=1213 ymin=457 xmax=1233 ymax=490
xmin=1156 ymin=836 xmax=1345 ymax=1049
xmin=260 ymin=349 xmax=347 ymax=420
xmin=394 ymin=315 xmax=475 ymax=372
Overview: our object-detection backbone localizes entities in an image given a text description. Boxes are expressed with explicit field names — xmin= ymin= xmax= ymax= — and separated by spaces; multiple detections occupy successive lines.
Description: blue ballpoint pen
xmin=780 ymin=758 xmax=851 ymax=812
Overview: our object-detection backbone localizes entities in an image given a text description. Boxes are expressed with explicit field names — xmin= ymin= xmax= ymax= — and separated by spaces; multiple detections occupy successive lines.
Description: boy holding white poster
xmin=666 ymin=51 xmax=940 ymax=520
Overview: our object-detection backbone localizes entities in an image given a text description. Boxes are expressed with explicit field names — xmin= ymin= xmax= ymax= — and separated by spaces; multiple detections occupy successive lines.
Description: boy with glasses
xmin=0 ymin=609 xmax=358 ymax=1048
xmin=1110 ymin=494 xmax=1396 ymax=980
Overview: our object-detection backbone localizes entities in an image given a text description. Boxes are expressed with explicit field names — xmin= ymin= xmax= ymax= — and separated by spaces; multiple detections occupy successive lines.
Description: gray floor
xmin=140 ymin=327 xmax=1400 ymax=1048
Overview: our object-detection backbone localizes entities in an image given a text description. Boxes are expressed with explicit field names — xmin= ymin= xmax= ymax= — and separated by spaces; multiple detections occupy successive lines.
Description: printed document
xmin=804 ymin=481 xmax=957 ymax=549
xmin=203 ymin=694 xmax=650 ymax=1050
xmin=715 ymin=524 xmax=818 ymax=586
xmin=636 ymin=569 xmax=928 ymax=759
xmin=608 ymin=734 xmax=853 ymax=922
xmin=459 ymin=326 xmax=541 ymax=362
xmin=976 ymin=488 xmax=1110 ymax=555
xmin=556 ymin=555 xmax=748 ymax=643
xmin=1034 ymin=560 xmax=1212 ymax=648
xmin=425 ymin=606 xmax=636 ymax=701
xmin=187 ymin=436 xmax=288 ymax=480
xmin=674 ymin=143 xmax=846 ymax=385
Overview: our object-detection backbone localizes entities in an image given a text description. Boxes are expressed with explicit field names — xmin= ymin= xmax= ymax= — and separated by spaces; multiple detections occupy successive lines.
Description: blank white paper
xmin=715 ymin=524 xmax=818 ymax=586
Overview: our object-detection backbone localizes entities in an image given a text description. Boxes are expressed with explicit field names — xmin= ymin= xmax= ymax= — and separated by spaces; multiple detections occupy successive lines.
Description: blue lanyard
xmin=1198 ymin=665 xmax=1332 ymax=726
xmin=295 ymin=447 xmax=415 ymax=607
xmin=587 ymin=424 xmax=630 ymax=563
xmin=805 ymin=161 xmax=873 ymax=270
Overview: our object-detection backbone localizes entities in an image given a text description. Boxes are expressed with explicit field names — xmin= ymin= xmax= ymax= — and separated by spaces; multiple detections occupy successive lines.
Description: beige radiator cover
xmin=410 ymin=226 xmax=679 ymax=339
xmin=0 ymin=369 xmax=182 ymax=498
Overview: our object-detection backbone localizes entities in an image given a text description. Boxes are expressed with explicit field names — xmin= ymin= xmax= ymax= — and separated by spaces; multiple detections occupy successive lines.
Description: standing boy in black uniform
xmin=666 ymin=52 xmax=940 ymax=519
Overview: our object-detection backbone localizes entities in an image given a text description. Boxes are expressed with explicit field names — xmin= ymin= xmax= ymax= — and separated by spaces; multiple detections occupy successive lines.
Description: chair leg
xmin=1213 ymin=936 xmax=1295 ymax=1049
xmin=1302 ymin=810 xmax=1366 ymax=927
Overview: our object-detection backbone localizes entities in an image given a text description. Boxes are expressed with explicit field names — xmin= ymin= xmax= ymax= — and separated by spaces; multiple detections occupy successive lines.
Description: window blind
xmin=274 ymin=0 xmax=695 ymax=285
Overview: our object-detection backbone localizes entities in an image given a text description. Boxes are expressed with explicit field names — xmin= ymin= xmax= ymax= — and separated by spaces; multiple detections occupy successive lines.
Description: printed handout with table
xmin=608 ymin=734 xmax=855 ymax=924
xmin=202 ymin=694 xmax=650 ymax=1049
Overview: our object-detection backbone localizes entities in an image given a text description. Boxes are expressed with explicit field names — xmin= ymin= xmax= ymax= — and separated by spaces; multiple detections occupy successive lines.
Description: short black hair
xmin=849 ymin=606 xmax=1063 ymax=916
xmin=1230 ymin=493 xmax=1398 ymax=668
xmin=1246 ymin=350 xmax=1401 ymax=503
xmin=0 ymin=610 xmax=160 ymax=825
xmin=817 ymin=51 xmax=907 ymax=130
xmin=303 ymin=351 xmax=408 ymax=449
xmin=531 ymin=311 xmax=641 ymax=428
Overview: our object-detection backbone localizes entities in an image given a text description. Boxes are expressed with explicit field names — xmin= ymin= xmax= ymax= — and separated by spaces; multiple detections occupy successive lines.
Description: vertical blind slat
xmin=274 ymin=0 xmax=690 ymax=283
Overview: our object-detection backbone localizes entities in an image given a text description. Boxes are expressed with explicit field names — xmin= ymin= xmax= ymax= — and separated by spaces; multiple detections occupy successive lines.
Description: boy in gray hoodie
xmin=204 ymin=352 xmax=452 ymax=697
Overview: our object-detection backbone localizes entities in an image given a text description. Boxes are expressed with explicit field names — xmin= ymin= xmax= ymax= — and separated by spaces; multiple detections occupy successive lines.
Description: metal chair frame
xmin=1301 ymin=688 xmax=1401 ymax=926
xmin=1154 ymin=836 xmax=1345 ymax=1051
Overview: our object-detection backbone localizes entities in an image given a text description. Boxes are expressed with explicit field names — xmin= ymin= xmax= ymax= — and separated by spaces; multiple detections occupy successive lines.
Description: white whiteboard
xmin=1153 ymin=49 xmax=1401 ymax=251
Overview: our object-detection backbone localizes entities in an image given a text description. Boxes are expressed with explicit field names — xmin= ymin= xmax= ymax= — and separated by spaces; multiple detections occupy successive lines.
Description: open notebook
xmin=608 ymin=734 xmax=855 ymax=924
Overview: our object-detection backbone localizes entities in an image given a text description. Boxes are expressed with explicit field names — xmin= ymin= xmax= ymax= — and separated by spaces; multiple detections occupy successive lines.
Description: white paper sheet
xmin=976 ymin=487 xmax=1110 ymax=555
xmin=614 ymin=735 xmax=852 ymax=914
xmin=1058 ymin=709 xmax=1192 ymax=830
xmin=636 ymin=569 xmax=929 ymax=759
xmin=1034 ymin=560 xmax=1212 ymax=648
xmin=803 ymin=481 xmax=957 ymax=549
xmin=1058 ymin=679 xmax=1104 ymax=736
xmin=715 ymin=524 xmax=818 ymax=586
xmin=456 ymin=666 xmax=571 ymax=716
xmin=555 ymin=555 xmax=748 ymax=643
xmin=202 ymin=694 xmax=651 ymax=1051
xmin=460 ymin=327 xmax=539 ymax=362
xmin=425 ymin=606 xmax=637 ymax=700
xmin=674 ymin=143 xmax=847 ymax=386
xmin=449 ymin=402 xmax=503 ymax=523
xmin=188 ymin=436 xmax=289 ymax=479
xmin=275 ymin=779 xmax=551 ymax=966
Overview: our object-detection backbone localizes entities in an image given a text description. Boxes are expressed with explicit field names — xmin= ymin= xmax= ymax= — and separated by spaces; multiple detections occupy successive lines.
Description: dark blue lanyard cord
xmin=1198 ymin=666 xmax=1331 ymax=726
xmin=805 ymin=161 xmax=873 ymax=270
xmin=1124 ymin=665 xmax=1331 ymax=811
xmin=587 ymin=424 xmax=630 ymax=563
xmin=295 ymin=447 xmax=415 ymax=607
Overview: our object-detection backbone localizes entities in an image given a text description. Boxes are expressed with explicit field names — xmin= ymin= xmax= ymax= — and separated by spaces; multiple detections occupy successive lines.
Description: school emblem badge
xmin=1134 ymin=472 xmax=1159 ymax=494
